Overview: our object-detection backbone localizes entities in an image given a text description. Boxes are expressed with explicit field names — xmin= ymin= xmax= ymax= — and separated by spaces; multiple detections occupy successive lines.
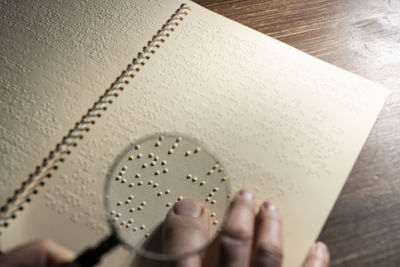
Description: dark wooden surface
xmin=194 ymin=1 xmax=400 ymax=266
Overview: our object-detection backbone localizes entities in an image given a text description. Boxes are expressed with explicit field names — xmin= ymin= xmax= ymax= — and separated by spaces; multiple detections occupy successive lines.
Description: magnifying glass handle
xmin=55 ymin=232 xmax=119 ymax=267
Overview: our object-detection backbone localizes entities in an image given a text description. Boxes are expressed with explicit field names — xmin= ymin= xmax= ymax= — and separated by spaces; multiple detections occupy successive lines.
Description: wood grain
xmin=194 ymin=0 xmax=400 ymax=266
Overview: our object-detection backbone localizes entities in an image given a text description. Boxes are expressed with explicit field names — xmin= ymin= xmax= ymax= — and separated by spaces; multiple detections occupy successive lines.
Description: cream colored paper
xmin=0 ymin=1 xmax=389 ymax=267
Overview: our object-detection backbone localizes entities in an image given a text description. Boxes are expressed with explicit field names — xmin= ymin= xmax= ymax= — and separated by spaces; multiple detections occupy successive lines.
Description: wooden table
xmin=195 ymin=1 xmax=400 ymax=266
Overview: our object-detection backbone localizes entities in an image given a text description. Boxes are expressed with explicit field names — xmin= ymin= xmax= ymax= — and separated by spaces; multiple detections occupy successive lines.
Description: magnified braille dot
xmin=200 ymin=181 xmax=206 ymax=186
xmin=142 ymin=164 xmax=147 ymax=168
xmin=209 ymin=192 xmax=214 ymax=197
xmin=218 ymin=168 xmax=223 ymax=172
xmin=140 ymin=225 xmax=146 ymax=230
xmin=186 ymin=174 xmax=192 ymax=179
xmin=138 ymin=206 xmax=143 ymax=211
xmin=133 ymin=227 xmax=138 ymax=231
xmin=158 ymin=136 xmax=164 ymax=141
xmin=163 ymin=168 xmax=168 ymax=173
xmin=194 ymin=147 xmax=201 ymax=153
xmin=154 ymin=170 xmax=160 ymax=175
xmin=115 ymin=176 xmax=121 ymax=181
xmin=110 ymin=210 xmax=116 ymax=215
xmin=150 ymin=161 xmax=156 ymax=166
xmin=157 ymin=192 xmax=163 ymax=196
xmin=210 ymin=213 xmax=216 ymax=217
xmin=168 ymin=149 xmax=174 ymax=154
xmin=119 ymin=171 xmax=124 ymax=176
xmin=155 ymin=156 xmax=160 ymax=161
xmin=125 ymin=200 xmax=131 ymax=204
xmin=145 ymin=233 xmax=150 ymax=238
xmin=148 ymin=153 xmax=154 ymax=158
xmin=192 ymin=177 xmax=197 ymax=182
xmin=211 ymin=200 xmax=217 ymax=205
xmin=172 ymin=143 xmax=178 ymax=149
xmin=176 ymin=137 xmax=182 ymax=143
xmin=116 ymin=213 xmax=121 ymax=218
xmin=129 ymin=183 xmax=134 ymax=187
xmin=148 ymin=180 xmax=153 ymax=185
xmin=212 ymin=220 xmax=219 ymax=225
xmin=137 ymin=153 xmax=142 ymax=159
xmin=135 ymin=173 xmax=141 ymax=178
xmin=207 ymin=170 xmax=214 ymax=175
xmin=129 ymin=208 xmax=135 ymax=212
xmin=177 ymin=196 xmax=183 ymax=201
xmin=165 ymin=189 xmax=171 ymax=194
xmin=161 ymin=160 xmax=167 ymax=165
xmin=117 ymin=201 xmax=122 ymax=206
xmin=205 ymin=197 xmax=211 ymax=202
xmin=213 ymin=187 xmax=219 ymax=192
xmin=122 ymin=166 xmax=127 ymax=171
xmin=166 ymin=202 xmax=172 ymax=207
xmin=121 ymin=179 xmax=127 ymax=184
xmin=125 ymin=224 xmax=130 ymax=229
xmin=128 ymin=195 xmax=134 ymax=200
xmin=138 ymin=181 xmax=144 ymax=186
xmin=153 ymin=183 xmax=159 ymax=188
xmin=185 ymin=151 xmax=191 ymax=157
xmin=128 ymin=155 xmax=134 ymax=161
xmin=155 ymin=141 xmax=160 ymax=147
xmin=221 ymin=177 xmax=227 ymax=182
xmin=141 ymin=201 xmax=146 ymax=206
xmin=135 ymin=145 xmax=140 ymax=150
xmin=128 ymin=219 xmax=134 ymax=224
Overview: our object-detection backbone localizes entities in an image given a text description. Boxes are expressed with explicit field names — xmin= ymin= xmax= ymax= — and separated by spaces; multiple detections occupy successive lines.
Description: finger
xmin=162 ymin=199 xmax=209 ymax=267
xmin=303 ymin=242 xmax=330 ymax=267
xmin=252 ymin=201 xmax=283 ymax=267
xmin=0 ymin=239 xmax=75 ymax=266
xmin=218 ymin=190 xmax=256 ymax=267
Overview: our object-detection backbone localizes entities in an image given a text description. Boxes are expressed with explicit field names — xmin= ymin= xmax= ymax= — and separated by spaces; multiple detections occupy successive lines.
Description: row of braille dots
xmin=109 ymin=210 xmax=150 ymax=237
xmin=167 ymin=137 xmax=182 ymax=155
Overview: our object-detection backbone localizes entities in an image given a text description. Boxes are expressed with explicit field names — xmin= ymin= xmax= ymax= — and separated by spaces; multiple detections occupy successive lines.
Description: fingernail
xmin=239 ymin=190 xmax=254 ymax=202
xmin=315 ymin=242 xmax=328 ymax=257
xmin=173 ymin=200 xmax=202 ymax=217
xmin=262 ymin=201 xmax=277 ymax=212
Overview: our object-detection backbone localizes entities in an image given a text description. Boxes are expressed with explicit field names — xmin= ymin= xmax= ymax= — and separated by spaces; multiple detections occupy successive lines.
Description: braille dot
xmin=128 ymin=195 xmax=134 ymax=200
xmin=154 ymin=170 xmax=160 ymax=175
xmin=221 ymin=177 xmax=227 ymax=182
xmin=157 ymin=192 xmax=163 ymax=196
xmin=128 ymin=155 xmax=134 ymax=161
xmin=121 ymin=179 xmax=127 ymax=184
xmin=176 ymin=137 xmax=182 ymax=143
xmin=137 ymin=153 xmax=142 ymax=159
xmin=148 ymin=153 xmax=154 ymax=158
xmin=141 ymin=201 xmax=146 ymax=206
xmin=148 ymin=180 xmax=153 ymax=185
xmin=158 ymin=135 xmax=164 ymax=141
xmin=165 ymin=189 xmax=171 ymax=194
xmin=135 ymin=173 xmax=141 ymax=178
xmin=213 ymin=187 xmax=220 ymax=192
xmin=138 ymin=181 xmax=143 ymax=186
xmin=161 ymin=160 xmax=167 ymax=165
xmin=166 ymin=202 xmax=172 ymax=207
xmin=209 ymin=192 xmax=214 ymax=197
xmin=142 ymin=164 xmax=147 ymax=168
xmin=110 ymin=210 xmax=116 ymax=215
xmin=163 ymin=168 xmax=168 ymax=173
xmin=138 ymin=206 xmax=143 ymax=210
xmin=150 ymin=161 xmax=156 ymax=166
xmin=192 ymin=177 xmax=197 ymax=182
xmin=125 ymin=200 xmax=131 ymax=204
xmin=172 ymin=143 xmax=178 ymax=149
xmin=115 ymin=176 xmax=121 ymax=181
xmin=218 ymin=168 xmax=223 ymax=172
xmin=119 ymin=170 xmax=124 ymax=175
xmin=129 ymin=183 xmax=134 ymax=187
xmin=205 ymin=197 xmax=211 ymax=202
xmin=211 ymin=213 xmax=216 ymax=217
xmin=145 ymin=233 xmax=150 ymax=238
xmin=133 ymin=227 xmax=138 ymax=231
xmin=207 ymin=170 xmax=214 ymax=175
xmin=140 ymin=225 xmax=146 ymax=230
xmin=177 ymin=196 xmax=183 ymax=201
xmin=129 ymin=208 xmax=135 ymax=212
xmin=116 ymin=213 xmax=121 ymax=218
xmin=212 ymin=165 xmax=218 ymax=170
xmin=117 ymin=201 xmax=122 ymax=206
xmin=212 ymin=220 xmax=219 ymax=225
xmin=187 ymin=174 xmax=192 ymax=179
xmin=185 ymin=151 xmax=191 ymax=157
xmin=112 ymin=218 xmax=118 ymax=222
xmin=194 ymin=147 xmax=201 ymax=153
xmin=125 ymin=224 xmax=130 ymax=229
xmin=211 ymin=200 xmax=217 ymax=205
xmin=168 ymin=149 xmax=174 ymax=154
xmin=153 ymin=183 xmax=159 ymax=188
xmin=122 ymin=166 xmax=127 ymax=171
xmin=135 ymin=145 xmax=140 ymax=150
xmin=155 ymin=141 xmax=160 ymax=147
xmin=128 ymin=219 xmax=134 ymax=224
xmin=200 ymin=181 xmax=206 ymax=186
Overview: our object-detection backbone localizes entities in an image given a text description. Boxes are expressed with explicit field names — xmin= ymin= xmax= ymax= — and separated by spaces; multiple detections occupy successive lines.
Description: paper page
xmin=0 ymin=1 xmax=388 ymax=267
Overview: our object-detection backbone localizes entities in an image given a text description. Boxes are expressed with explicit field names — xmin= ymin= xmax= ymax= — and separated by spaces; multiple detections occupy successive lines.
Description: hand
xmin=162 ymin=190 xmax=330 ymax=267
xmin=0 ymin=239 xmax=75 ymax=267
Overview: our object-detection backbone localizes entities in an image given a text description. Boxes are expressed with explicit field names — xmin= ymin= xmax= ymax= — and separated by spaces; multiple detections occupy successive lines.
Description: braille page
xmin=1 ymin=1 xmax=389 ymax=267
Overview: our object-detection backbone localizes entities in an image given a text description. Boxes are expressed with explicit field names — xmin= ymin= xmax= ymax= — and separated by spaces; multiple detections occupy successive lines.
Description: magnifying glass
xmin=63 ymin=133 xmax=231 ymax=266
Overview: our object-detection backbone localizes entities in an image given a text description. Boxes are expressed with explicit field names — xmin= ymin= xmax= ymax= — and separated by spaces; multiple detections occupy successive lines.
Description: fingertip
xmin=304 ymin=242 xmax=330 ymax=267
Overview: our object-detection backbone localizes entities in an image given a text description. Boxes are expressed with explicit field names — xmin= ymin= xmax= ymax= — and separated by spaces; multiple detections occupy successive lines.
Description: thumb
xmin=162 ymin=199 xmax=209 ymax=267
